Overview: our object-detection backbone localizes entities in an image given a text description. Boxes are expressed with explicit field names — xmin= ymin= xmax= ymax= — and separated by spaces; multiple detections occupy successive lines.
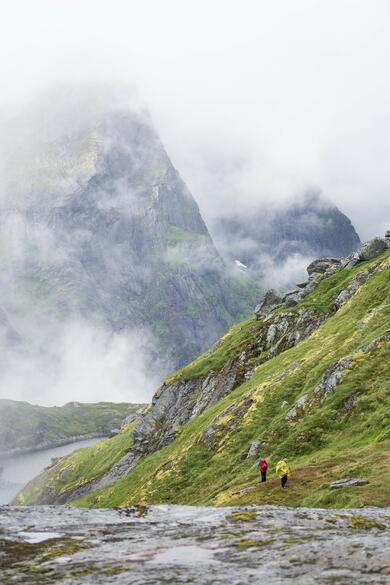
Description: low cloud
xmin=0 ymin=319 xmax=160 ymax=406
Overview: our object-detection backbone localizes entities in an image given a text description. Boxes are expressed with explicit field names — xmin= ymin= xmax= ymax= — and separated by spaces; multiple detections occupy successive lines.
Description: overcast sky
xmin=1 ymin=0 xmax=389 ymax=239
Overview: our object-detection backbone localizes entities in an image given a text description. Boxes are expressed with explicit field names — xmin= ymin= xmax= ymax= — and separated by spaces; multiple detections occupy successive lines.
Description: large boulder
xmin=246 ymin=439 xmax=265 ymax=458
xmin=307 ymin=258 xmax=342 ymax=276
xmin=359 ymin=237 xmax=388 ymax=260
xmin=342 ymin=237 xmax=387 ymax=268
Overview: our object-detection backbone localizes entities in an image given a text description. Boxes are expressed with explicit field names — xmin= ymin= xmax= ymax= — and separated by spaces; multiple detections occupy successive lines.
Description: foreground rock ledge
xmin=0 ymin=505 xmax=389 ymax=584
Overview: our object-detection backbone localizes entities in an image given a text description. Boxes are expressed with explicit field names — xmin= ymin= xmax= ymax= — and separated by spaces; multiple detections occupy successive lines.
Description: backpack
xmin=259 ymin=458 xmax=268 ymax=472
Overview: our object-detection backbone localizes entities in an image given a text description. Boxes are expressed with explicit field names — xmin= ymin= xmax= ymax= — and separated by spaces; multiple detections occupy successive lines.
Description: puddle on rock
xmin=17 ymin=531 xmax=63 ymax=543
xmin=150 ymin=544 xmax=218 ymax=565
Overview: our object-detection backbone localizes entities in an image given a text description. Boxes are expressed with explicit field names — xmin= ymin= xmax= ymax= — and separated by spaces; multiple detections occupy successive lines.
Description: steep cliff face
xmin=16 ymin=237 xmax=390 ymax=508
xmin=0 ymin=89 xmax=257 ymax=375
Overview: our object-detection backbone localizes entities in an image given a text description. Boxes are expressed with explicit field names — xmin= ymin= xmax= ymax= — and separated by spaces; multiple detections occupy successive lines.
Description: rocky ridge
xmin=15 ymin=235 xmax=390 ymax=507
xmin=130 ymin=235 xmax=389 ymax=458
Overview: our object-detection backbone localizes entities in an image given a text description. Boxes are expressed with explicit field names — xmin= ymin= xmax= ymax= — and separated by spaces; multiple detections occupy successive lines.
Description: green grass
xmin=163 ymin=225 xmax=207 ymax=246
xmin=167 ymin=253 xmax=387 ymax=383
xmin=165 ymin=318 xmax=265 ymax=382
xmin=0 ymin=401 xmax=142 ymax=453
xmin=14 ymin=422 xmax=136 ymax=505
xmin=17 ymin=251 xmax=390 ymax=509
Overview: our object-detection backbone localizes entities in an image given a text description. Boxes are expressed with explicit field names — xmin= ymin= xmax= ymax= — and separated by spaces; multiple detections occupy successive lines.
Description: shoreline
xmin=0 ymin=433 xmax=108 ymax=459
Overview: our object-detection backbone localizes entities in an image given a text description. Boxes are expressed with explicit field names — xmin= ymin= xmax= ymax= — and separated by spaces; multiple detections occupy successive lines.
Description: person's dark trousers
xmin=261 ymin=471 xmax=267 ymax=482
xmin=281 ymin=474 xmax=288 ymax=488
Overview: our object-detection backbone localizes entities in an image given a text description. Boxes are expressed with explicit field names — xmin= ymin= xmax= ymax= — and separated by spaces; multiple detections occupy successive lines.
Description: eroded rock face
xmin=286 ymin=333 xmax=390 ymax=422
xmin=132 ymin=356 xmax=245 ymax=456
xmin=255 ymin=289 xmax=282 ymax=319
xmin=0 ymin=505 xmax=389 ymax=584
xmin=132 ymin=307 xmax=327 ymax=461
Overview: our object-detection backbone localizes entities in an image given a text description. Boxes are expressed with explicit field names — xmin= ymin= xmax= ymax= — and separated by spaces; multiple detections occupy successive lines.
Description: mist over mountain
xmin=211 ymin=193 xmax=360 ymax=289
xmin=0 ymin=88 xmax=258 ymax=404
xmin=0 ymin=87 xmax=363 ymax=405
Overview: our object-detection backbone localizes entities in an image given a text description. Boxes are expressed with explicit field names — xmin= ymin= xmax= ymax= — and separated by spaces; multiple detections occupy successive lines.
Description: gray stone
xmin=284 ymin=293 xmax=301 ymax=307
xmin=1 ymin=504 xmax=389 ymax=584
xmin=359 ymin=237 xmax=387 ymax=261
xmin=255 ymin=289 xmax=283 ymax=319
xmin=286 ymin=393 xmax=309 ymax=419
xmin=329 ymin=478 xmax=369 ymax=489
xmin=313 ymin=358 xmax=353 ymax=398
xmin=307 ymin=258 xmax=342 ymax=275
xmin=342 ymin=237 xmax=388 ymax=269
xmin=335 ymin=271 xmax=371 ymax=309
xmin=336 ymin=394 xmax=357 ymax=420
xmin=246 ymin=439 xmax=265 ymax=458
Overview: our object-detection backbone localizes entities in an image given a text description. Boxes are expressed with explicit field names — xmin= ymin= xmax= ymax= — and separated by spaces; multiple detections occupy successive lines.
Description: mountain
xmin=211 ymin=192 xmax=361 ymax=284
xmin=0 ymin=400 xmax=142 ymax=454
xmin=15 ymin=236 xmax=390 ymax=508
xmin=0 ymin=88 xmax=258 ymax=383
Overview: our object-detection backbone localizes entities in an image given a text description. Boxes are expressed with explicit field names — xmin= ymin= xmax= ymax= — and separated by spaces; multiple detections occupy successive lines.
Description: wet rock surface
xmin=0 ymin=505 xmax=389 ymax=584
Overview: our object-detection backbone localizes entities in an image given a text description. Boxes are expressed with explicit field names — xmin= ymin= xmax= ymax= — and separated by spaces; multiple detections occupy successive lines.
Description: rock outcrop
xmin=254 ymin=289 xmax=282 ymax=318
xmin=130 ymin=236 xmax=389 ymax=461
xmin=342 ymin=236 xmax=389 ymax=269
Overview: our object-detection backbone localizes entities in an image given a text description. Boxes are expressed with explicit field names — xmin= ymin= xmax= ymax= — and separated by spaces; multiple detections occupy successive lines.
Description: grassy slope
xmin=14 ymin=422 xmax=136 ymax=505
xmin=0 ymin=401 xmax=142 ymax=452
xmin=18 ymin=252 xmax=390 ymax=508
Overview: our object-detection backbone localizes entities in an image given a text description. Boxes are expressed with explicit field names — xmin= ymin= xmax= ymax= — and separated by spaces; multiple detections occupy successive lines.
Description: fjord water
xmin=0 ymin=438 xmax=101 ymax=504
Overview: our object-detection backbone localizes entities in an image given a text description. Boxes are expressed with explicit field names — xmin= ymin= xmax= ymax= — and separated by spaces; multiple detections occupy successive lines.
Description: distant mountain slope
xmin=0 ymin=400 xmax=142 ymax=454
xmin=211 ymin=193 xmax=360 ymax=284
xmin=16 ymin=237 xmax=390 ymax=508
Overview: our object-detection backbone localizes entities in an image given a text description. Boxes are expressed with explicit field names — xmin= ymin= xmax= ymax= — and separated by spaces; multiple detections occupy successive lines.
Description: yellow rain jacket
xmin=276 ymin=460 xmax=290 ymax=478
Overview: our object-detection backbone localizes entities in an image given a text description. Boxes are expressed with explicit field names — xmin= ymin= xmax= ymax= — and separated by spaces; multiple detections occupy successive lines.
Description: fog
xmin=0 ymin=1 xmax=389 ymax=405
xmin=2 ymin=1 xmax=389 ymax=236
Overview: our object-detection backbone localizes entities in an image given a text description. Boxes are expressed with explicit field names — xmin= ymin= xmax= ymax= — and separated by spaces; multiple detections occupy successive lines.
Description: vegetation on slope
xmin=14 ymin=422 xmax=136 ymax=505
xmin=16 ymin=251 xmax=390 ymax=509
xmin=166 ymin=254 xmax=385 ymax=382
xmin=0 ymin=400 xmax=142 ymax=453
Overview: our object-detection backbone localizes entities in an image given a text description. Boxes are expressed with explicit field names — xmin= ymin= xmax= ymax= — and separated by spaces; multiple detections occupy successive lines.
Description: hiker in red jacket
xmin=259 ymin=456 xmax=268 ymax=482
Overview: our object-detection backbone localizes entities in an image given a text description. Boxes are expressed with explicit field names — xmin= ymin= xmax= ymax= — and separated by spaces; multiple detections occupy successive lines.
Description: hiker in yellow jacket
xmin=276 ymin=459 xmax=290 ymax=488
